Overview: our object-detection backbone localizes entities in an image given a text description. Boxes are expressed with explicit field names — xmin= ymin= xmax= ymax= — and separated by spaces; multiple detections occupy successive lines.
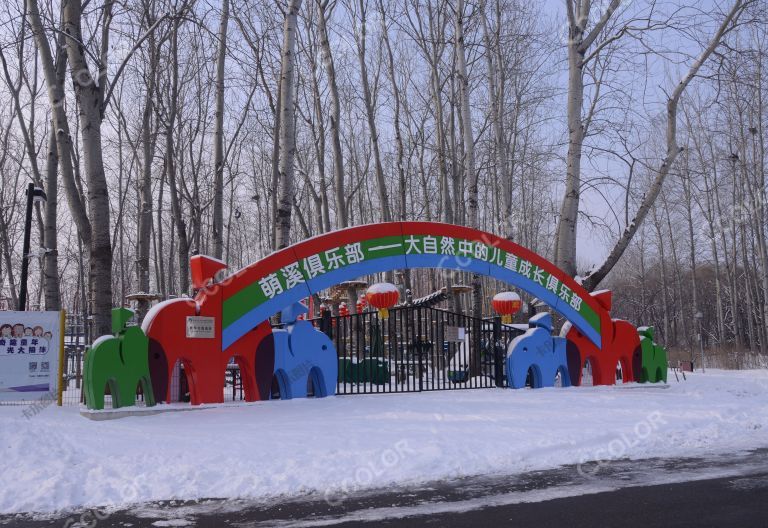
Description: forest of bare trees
xmin=0 ymin=0 xmax=766 ymax=364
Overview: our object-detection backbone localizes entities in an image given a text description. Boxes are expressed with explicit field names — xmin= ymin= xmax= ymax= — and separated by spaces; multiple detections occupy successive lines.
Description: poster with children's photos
xmin=0 ymin=311 xmax=61 ymax=401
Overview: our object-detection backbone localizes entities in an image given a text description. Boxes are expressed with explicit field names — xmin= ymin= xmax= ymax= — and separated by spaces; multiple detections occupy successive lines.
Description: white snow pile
xmin=1 ymin=369 xmax=767 ymax=514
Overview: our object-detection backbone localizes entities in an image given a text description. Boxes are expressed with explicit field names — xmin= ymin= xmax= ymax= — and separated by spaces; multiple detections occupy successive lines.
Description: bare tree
xmin=136 ymin=0 xmax=160 ymax=319
xmin=316 ymin=0 xmax=347 ymax=229
xmin=583 ymin=0 xmax=752 ymax=291
xmin=352 ymin=0 xmax=392 ymax=222
xmin=212 ymin=0 xmax=229 ymax=259
xmin=555 ymin=0 xmax=623 ymax=276
xmin=275 ymin=0 xmax=303 ymax=249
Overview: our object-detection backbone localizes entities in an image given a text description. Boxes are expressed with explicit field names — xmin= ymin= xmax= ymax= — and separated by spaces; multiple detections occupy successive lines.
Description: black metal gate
xmin=316 ymin=306 xmax=523 ymax=395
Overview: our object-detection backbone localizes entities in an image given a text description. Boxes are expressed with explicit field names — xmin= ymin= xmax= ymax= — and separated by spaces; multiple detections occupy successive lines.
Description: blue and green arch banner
xmin=218 ymin=222 xmax=604 ymax=351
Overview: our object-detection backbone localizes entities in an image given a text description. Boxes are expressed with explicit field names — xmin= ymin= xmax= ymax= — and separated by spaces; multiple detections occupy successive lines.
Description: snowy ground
xmin=1 ymin=369 xmax=767 ymax=515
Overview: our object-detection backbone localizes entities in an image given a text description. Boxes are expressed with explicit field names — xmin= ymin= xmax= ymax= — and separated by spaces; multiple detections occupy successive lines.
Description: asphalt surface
xmin=3 ymin=449 xmax=767 ymax=527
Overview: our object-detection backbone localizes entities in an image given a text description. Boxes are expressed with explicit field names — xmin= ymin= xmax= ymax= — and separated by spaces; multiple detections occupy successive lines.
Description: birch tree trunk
xmin=555 ymin=2 xmax=594 ymax=276
xmin=27 ymin=0 xmax=91 ymax=248
xmin=455 ymin=0 xmax=482 ymax=372
xmin=63 ymin=0 xmax=113 ymax=336
xmin=212 ymin=0 xmax=229 ymax=259
xmin=456 ymin=0 xmax=476 ymax=230
xmin=355 ymin=0 xmax=391 ymax=223
xmin=317 ymin=0 xmax=347 ymax=229
xmin=275 ymin=0 xmax=302 ymax=249
xmin=136 ymin=1 xmax=157 ymax=320
xmin=43 ymin=120 xmax=60 ymax=310
xmin=270 ymin=77 xmax=282 ymax=250
xmin=165 ymin=14 xmax=190 ymax=295
xmin=480 ymin=0 xmax=509 ymax=238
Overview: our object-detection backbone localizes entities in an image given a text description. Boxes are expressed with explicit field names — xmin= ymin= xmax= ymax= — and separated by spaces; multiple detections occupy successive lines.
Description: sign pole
xmin=57 ymin=309 xmax=66 ymax=406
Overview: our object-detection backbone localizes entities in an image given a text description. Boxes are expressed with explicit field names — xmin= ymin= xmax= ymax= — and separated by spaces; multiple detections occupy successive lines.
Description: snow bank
xmin=1 ymin=369 xmax=767 ymax=514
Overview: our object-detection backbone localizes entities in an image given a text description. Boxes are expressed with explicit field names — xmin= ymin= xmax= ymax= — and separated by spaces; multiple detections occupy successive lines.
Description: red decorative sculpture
xmin=563 ymin=290 xmax=639 ymax=386
xmin=142 ymin=255 xmax=274 ymax=405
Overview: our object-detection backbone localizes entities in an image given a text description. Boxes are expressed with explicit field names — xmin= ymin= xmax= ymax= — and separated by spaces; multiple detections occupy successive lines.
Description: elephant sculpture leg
xmin=552 ymin=337 xmax=571 ymax=387
xmin=227 ymin=321 xmax=274 ymax=402
xmin=148 ymin=337 xmax=169 ymax=402
xmin=612 ymin=320 xmax=639 ymax=384
xmin=84 ymin=337 xmax=123 ymax=410
xmin=116 ymin=326 xmax=155 ymax=406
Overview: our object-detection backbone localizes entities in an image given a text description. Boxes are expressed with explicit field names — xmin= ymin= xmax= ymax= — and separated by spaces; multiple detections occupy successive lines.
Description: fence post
xmin=493 ymin=316 xmax=504 ymax=388
xmin=320 ymin=309 xmax=333 ymax=339
xmin=418 ymin=334 xmax=423 ymax=392
xmin=57 ymin=309 xmax=66 ymax=405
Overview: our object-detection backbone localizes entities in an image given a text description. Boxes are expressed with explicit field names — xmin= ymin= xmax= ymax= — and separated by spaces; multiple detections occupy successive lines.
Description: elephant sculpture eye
xmin=322 ymin=345 xmax=327 ymax=350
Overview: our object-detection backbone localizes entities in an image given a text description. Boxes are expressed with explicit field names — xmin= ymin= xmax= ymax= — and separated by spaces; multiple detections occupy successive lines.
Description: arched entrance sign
xmin=219 ymin=222 xmax=605 ymax=351
xmin=85 ymin=221 xmax=664 ymax=410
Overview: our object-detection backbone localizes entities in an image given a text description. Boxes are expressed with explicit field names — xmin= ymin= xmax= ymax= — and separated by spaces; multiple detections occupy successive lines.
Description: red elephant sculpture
xmin=141 ymin=255 xmax=274 ymax=405
xmin=563 ymin=290 xmax=640 ymax=386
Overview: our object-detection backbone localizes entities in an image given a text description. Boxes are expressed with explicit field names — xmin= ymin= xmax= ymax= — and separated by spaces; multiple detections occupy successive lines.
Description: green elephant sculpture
xmin=638 ymin=326 xmax=667 ymax=383
xmin=84 ymin=308 xmax=156 ymax=410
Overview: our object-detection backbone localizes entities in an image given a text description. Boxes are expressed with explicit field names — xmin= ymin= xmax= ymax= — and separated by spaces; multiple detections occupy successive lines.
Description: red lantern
xmin=366 ymin=283 xmax=399 ymax=319
xmin=492 ymin=291 xmax=522 ymax=324
xmin=339 ymin=302 xmax=350 ymax=317
xmin=356 ymin=293 xmax=369 ymax=313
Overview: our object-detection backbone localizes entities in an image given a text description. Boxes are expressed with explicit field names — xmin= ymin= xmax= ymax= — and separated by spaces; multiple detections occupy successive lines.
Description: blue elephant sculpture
xmin=507 ymin=313 xmax=571 ymax=389
xmin=272 ymin=303 xmax=338 ymax=399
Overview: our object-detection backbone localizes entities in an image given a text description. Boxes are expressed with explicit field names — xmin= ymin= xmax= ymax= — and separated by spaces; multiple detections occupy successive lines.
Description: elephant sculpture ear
xmin=112 ymin=307 xmax=135 ymax=334
xmin=591 ymin=289 xmax=613 ymax=311
xmin=529 ymin=312 xmax=553 ymax=332
xmin=281 ymin=302 xmax=308 ymax=324
xmin=638 ymin=326 xmax=654 ymax=339
xmin=191 ymin=255 xmax=227 ymax=289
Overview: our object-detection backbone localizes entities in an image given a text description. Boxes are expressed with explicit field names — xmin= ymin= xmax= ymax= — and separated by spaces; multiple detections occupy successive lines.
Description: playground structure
xmin=82 ymin=221 xmax=667 ymax=410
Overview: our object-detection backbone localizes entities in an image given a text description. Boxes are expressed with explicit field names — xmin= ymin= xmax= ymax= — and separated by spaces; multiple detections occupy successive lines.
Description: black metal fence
xmin=60 ymin=314 xmax=88 ymax=406
xmin=317 ymin=305 xmax=523 ymax=395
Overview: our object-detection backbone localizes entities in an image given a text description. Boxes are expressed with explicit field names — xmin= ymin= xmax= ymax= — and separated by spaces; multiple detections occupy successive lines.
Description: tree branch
xmin=579 ymin=0 xmax=621 ymax=52
xmin=102 ymin=11 xmax=170 ymax=112
xmin=582 ymin=0 xmax=749 ymax=292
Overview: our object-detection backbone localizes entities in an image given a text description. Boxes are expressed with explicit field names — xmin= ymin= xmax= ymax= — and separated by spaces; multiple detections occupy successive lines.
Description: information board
xmin=0 ymin=311 xmax=62 ymax=401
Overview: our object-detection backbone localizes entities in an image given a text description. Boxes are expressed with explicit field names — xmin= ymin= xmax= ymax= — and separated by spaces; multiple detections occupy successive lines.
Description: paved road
xmin=4 ymin=449 xmax=767 ymax=527
xmin=334 ymin=474 xmax=768 ymax=527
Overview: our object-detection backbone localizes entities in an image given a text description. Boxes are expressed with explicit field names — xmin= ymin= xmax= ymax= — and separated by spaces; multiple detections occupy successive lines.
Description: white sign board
xmin=444 ymin=326 xmax=466 ymax=342
xmin=0 ymin=311 xmax=61 ymax=401
xmin=186 ymin=316 xmax=215 ymax=338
